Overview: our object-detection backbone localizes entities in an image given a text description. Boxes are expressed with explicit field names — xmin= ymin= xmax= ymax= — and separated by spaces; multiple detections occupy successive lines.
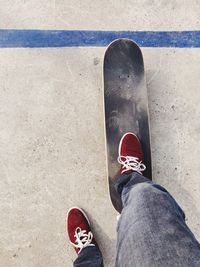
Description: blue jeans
xmin=73 ymin=246 xmax=103 ymax=267
xmin=74 ymin=172 xmax=200 ymax=267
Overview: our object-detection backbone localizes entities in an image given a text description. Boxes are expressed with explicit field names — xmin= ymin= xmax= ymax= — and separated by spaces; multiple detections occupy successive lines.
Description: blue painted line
xmin=0 ymin=30 xmax=200 ymax=48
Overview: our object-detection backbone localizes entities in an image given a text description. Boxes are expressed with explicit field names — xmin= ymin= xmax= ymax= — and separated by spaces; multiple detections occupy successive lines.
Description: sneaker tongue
xmin=74 ymin=228 xmax=95 ymax=254
xmin=121 ymin=169 xmax=134 ymax=175
xmin=119 ymin=155 xmax=145 ymax=175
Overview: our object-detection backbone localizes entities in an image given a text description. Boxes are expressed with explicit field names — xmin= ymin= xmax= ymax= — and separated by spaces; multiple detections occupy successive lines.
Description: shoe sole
xmin=118 ymin=132 xmax=140 ymax=156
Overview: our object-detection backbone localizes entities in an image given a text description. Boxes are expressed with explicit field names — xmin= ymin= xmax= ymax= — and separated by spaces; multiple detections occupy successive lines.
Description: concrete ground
xmin=0 ymin=1 xmax=200 ymax=267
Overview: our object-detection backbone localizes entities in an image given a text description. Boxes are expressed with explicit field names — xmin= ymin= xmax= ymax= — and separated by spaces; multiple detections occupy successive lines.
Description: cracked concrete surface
xmin=0 ymin=1 xmax=200 ymax=267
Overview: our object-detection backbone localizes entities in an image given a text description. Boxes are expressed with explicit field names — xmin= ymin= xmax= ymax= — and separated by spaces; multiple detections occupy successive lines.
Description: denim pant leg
xmin=73 ymin=246 xmax=104 ymax=267
xmin=115 ymin=172 xmax=200 ymax=267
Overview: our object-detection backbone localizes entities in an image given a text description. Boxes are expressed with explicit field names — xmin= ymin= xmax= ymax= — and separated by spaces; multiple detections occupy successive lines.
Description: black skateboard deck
xmin=103 ymin=39 xmax=152 ymax=213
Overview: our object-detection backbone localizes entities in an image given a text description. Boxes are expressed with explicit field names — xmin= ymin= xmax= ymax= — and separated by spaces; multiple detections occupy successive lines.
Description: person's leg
xmin=66 ymin=207 xmax=104 ymax=267
xmin=115 ymin=132 xmax=200 ymax=267
xmin=73 ymin=246 xmax=103 ymax=267
xmin=116 ymin=172 xmax=200 ymax=267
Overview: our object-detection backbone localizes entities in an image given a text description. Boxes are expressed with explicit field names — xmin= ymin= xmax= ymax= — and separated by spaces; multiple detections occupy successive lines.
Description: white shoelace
xmin=70 ymin=227 xmax=95 ymax=253
xmin=118 ymin=156 xmax=146 ymax=174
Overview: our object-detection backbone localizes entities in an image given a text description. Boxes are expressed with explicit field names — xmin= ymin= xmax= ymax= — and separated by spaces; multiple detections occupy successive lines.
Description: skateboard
xmin=103 ymin=39 xmax=152 ymax=213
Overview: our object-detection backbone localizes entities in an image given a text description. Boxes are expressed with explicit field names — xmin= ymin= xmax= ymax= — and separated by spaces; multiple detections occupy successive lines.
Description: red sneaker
xmin=66 ymin=207 xmax=96 ymax=254
xmin=118 ymin=132 xmax=146 ymax=175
